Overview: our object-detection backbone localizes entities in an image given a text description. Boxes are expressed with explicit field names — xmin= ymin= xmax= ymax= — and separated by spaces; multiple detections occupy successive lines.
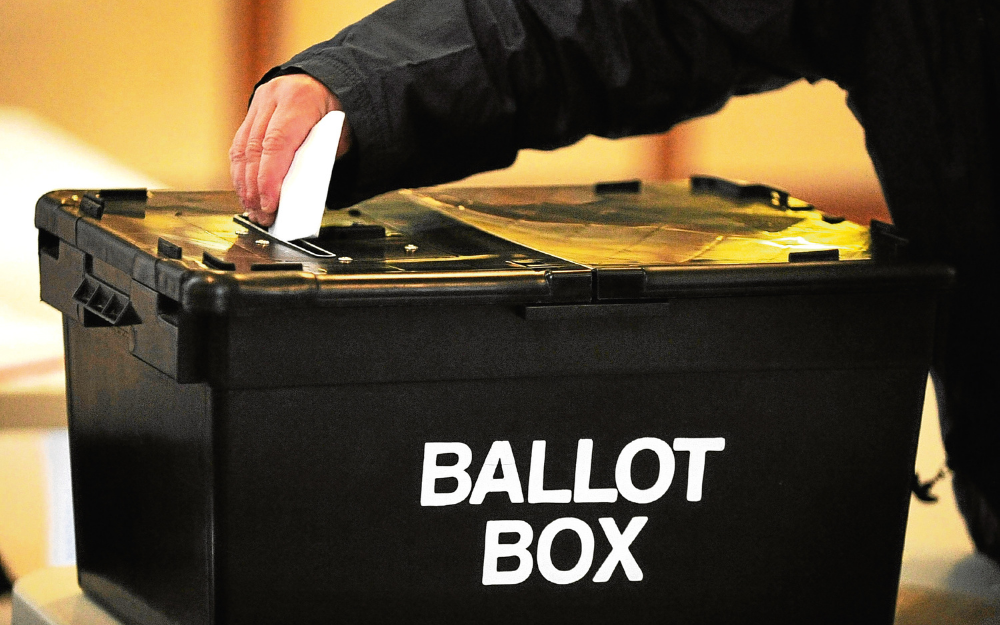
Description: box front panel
xmin=216 ymin=367 xmax=925 ymax=624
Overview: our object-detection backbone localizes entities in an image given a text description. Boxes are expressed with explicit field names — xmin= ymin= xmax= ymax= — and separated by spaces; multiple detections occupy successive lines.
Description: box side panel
xmin=215 ymin=367 xmax=925 ymax=625
xmin=65 ymin=319 xmax=214 ymax=625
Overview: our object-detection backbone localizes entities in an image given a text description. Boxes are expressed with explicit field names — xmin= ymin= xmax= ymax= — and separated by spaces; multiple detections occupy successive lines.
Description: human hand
xmin=230 ymin=74 xmax=352 ymax=226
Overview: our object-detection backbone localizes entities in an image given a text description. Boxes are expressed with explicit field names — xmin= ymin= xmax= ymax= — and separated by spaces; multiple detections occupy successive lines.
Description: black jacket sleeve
xmin=263 ymin=0 xmax=859 ymax=204
xmin=260 ymin=0 xmax=1000 ymax=563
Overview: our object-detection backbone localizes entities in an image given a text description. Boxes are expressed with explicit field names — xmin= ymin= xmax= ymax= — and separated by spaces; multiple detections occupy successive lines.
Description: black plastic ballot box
xmin=36 ymin=179 xmax=950 ymax=625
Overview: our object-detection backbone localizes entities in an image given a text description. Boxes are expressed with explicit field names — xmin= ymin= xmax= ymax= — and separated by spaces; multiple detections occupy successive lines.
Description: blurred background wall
xmin=0 ymin=0 xmax=242 ymax=190
xmin=0 ymin=0 xmax=890 ymax=592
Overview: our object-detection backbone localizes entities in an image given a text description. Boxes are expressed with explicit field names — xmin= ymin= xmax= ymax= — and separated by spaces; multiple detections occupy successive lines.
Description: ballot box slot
xmin=233 ymin=214 xmax=338 ymax=258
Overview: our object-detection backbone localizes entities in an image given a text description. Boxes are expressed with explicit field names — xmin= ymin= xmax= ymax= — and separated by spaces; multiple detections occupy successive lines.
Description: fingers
xmin=255 ymin=105 xmax=324 ymax=224
xmin=229 ymin=74 xmax=348 ymax=227
xmin=229 ymin=105 xmax=255 ymax=206
xmin=242 ymin=100 xmax=278 ymax=225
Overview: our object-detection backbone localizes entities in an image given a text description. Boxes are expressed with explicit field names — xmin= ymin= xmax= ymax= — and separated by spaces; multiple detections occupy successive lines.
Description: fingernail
xmin=260 ymin=196 xmax=275 ymax=214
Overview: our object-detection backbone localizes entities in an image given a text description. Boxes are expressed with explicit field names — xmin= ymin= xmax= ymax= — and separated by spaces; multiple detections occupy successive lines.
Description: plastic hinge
xmin=73 ymin=276 xmax=137 ymax=326
xmin=595 ymin=268 xmax=647 ymax=300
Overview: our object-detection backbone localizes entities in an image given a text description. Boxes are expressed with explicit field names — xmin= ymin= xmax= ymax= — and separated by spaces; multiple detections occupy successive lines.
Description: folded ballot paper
xmin=268 ymin=111 xmax=346 ymax=242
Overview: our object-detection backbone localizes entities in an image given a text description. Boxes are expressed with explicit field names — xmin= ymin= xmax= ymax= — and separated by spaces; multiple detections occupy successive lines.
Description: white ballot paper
xmin=268 ymin=110 xmax=346 ymax=242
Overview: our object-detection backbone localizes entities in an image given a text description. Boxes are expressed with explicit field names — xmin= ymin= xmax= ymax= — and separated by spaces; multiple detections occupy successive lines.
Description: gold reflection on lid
xmin=412 ymin=181 xmax=869 ymax=266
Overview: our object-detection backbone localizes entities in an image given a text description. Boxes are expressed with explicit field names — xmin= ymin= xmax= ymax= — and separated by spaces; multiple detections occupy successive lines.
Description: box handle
xmin=72 ymin=276 xmax=138 ymax=326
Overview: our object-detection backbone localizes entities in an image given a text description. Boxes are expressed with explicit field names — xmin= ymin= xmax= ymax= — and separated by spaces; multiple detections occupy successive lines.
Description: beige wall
xmin=0 ymin=431 xmax=47 ymax=580
xmin=0 ymin=0 xmax=242 ymax=189
xmin=278 ymin=0 xmax=394 ymax=62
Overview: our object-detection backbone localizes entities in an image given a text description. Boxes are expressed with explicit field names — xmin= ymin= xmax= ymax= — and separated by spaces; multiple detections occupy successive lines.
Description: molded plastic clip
xmin=595 ymin=180 xmax=641 ymax=194
xmin=788 ymin=249 xmax=840 ymax=263
xmin=691 ymin=175 xmax=814 ymax=210
xmin=98 ymin=188 xmax=149 ymax=201
xmin=202 ymin=252 xmax=236 ymax=271
xmin=80 ymin=194 xmax=104 ymax=219
xmin=158 ymin=238 xmax=182 ymax=259
xmin=73 ymin=276 xmax=137 ymax=326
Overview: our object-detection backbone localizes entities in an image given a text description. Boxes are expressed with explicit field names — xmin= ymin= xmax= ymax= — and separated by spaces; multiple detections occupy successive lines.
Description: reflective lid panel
xmin=411 ymin=179 xmax=870 ymax=266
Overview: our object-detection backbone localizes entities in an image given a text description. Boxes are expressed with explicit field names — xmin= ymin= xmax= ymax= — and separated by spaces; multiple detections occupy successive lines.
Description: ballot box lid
xmin=35 ymin=178 xmax=950 ymax=317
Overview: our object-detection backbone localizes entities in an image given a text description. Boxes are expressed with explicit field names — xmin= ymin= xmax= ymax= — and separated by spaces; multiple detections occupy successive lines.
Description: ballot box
xmin=36 ymin=179 xmax=950 ymax=625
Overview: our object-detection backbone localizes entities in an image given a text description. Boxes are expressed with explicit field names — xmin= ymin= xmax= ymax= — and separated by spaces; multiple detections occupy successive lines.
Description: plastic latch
xmin=595 ymin=180 xmax=641 ymax=194
xmin=158 ymin=238 xmax=183 ymax=259
xmin=98 ymin=188 xmax=148 ymax=201
xmin=788 ymin=249 xmax=840 ymax=263
xmin=73 ymin=276 xmax=137 ymax=326
xmin=691 ymin=175 xmax=814 ymax=211
xmin=80 ymin=194 xmax=105 ymax=219
xmin=202 ymin=252 xmax=236 ymax=271
xmin=595 ymin=267 xmax=647 ymax=300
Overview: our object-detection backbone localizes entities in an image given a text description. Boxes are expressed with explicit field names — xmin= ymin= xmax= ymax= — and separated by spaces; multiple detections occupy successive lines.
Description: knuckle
xmin=243 ymin=137 xmax=264 ymax=158
xmin=228 ymin=145 xmax=247 ymax=163
xmin=260 ymin=129 xmax=292 ymax=155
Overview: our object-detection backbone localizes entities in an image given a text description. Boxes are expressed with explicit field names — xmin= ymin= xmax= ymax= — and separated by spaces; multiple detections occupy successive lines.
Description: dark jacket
xmin=263 ymin=0 xmax=1000 ymax=559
